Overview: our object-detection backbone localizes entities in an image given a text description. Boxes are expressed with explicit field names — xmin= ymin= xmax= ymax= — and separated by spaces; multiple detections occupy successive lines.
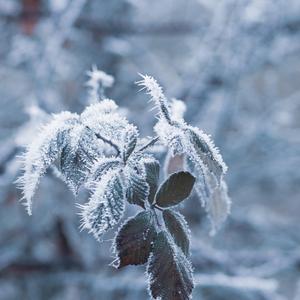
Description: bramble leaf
xmin=113 ymin=210 xmax=156 ymax=268
xmin=147 ymin=231 xmax=194 ymax=300
xmin=79 ymin=169 xmax=125 ymax=240
xmin=60 ymin=144 xmax=88 ymax=194
xmin=88 ymin=156 xmax=122 ymax=183
xmin=122 ymin=125 xmax=138 ymax=162
xmin=187 ymin=127 xmax=226 ymax=181
xmin=144 ymin=157 xmax=160 ymax=204
xmin=143 ymin=75 xmax=230 ymax=231
xmin=164 ymin=152 xmax=185 ymax=176
xmin=155 ymin=171 xmax=195 ymax=208
xmin=207 ymin=180 xmax=231 ymax=234
xmin=59 ymin=124 xmax=102 ymax=194
xmin=185 ymin=157 xmax=231 ymax=233
xmin=126 ymin=166 xmax=149 ymax=208
xmin=17 ymin=111 xmax=79 ymax=215
xmin=163 ymin=209 xmax=190 ymax=256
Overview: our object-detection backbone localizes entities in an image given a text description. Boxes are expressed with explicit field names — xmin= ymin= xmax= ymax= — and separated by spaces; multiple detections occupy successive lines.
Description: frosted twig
xmin=136 ymin=74 xmax=172 ymax=123
xmin=138 ymin=136 xmax=159 ymax=152
xmin=86 ymin=126 xmax=120 ymax=156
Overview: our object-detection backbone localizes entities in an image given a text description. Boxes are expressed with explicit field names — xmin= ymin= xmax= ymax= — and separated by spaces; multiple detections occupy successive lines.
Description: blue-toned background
xmin=0 ymin=1 xmax=299 ymax=299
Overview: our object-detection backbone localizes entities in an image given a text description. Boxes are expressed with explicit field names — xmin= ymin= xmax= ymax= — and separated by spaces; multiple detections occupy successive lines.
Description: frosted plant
xmin=86 ymin=65 xmax=114 ymax=103
xmin=137 ymin=75 xmax=231 ymax=234
xmin=17 ymin=70 xmax=231 ymax=300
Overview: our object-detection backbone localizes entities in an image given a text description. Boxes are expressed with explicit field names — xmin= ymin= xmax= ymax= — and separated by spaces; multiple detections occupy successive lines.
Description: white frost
xmin=17 ymin=111 xmax=79 ymax=215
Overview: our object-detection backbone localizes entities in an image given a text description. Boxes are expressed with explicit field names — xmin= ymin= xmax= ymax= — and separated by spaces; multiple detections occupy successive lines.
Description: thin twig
xmin=86 ymin=126 xmax=120 ymax=156
xmin=153 ymin=205 xmax=163 ymax=212
xmin=152 ymin=208 xmax=161 ymax=228
xmin=138 ymin=136 xmax=159 ymax=152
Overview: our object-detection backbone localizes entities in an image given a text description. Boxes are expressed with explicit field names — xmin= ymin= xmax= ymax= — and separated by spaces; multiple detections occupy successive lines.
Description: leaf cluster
xmin=17 ymin=71 xmax=231 ymax=299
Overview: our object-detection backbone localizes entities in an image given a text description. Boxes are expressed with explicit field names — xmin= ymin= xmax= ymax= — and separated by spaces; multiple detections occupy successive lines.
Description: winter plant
xmin=17 ymin=67 xmax=230 ymax=300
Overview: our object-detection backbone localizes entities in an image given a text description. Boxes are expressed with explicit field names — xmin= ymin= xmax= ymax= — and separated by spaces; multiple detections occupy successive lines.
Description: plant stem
xmin=152 ymin=208 xmax=161 ymax=228
xmin=138 ymin=136 xmax=159 ymax=152
xmin=153 ymin=205 xmax=163 ymax=212
xmin=87 ymin=126 xmax=120 ymax=156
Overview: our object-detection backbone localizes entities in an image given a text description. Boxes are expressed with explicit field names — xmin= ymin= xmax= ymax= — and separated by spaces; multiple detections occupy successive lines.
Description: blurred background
xmin=0 ymin=0 xmax=300 ymax=299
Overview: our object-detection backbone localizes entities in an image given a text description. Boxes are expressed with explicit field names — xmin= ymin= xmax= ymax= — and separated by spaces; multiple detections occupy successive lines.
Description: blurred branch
xmin=0 ymin=258 xmax=83 ymax=277
xmin=2 ymin=11 xmax=300 ymax=36
xmin=76 ymin=18 xmax=203 ymax=36
xmin=0 ymin=11 xmax=203 ymax=35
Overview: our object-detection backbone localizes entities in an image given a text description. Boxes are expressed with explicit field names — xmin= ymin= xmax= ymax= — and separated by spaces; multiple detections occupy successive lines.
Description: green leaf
xmin=144 ymin=158 xmax=160 ymax=204
xmin=122 ymin=126 xmax=138 ymax=162
xmin=188 ymin=128 xmax=224 ymax=180
xmin=147 ymin=231 xmax=194 ymax=300
xmin=155 ymin=171 xmax=195 ymax=208
xmin=17 ymin=112 xmax=79 ymax=215
xmin=60 ymin=145 xmax=88 ymax=194
xmin=163 ymin=209 xmax=190 ymax=256
xmin=79 ymin=170 xmax=125 ymax=240
xmin=126 ymin=167 xmax=149 ymax=208
xmin=89 ymin=157 xmax=122 ymax=182
xmin=114 ymin=210 xmax=156 ymax=268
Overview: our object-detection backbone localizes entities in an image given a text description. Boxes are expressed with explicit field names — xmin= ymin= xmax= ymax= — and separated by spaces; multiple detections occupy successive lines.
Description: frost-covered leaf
xmin=87 ymin=156 xmax=123 ymax=184
xmin=82 ymin=98 xmax=118 ymax=116
xmin=185 ymin=157 xmax=231 ymax=233
xmin=143 ymin=157 xmax=160 ymax=204
xmin=59 ymin=124 xmax=101 ymax=194
xmin=60 ymin=145 xmax=87 ymax=194
xmin=154 ymin=120 xmax=227 ymax=179
xmin=163 ymin=209 xmax=190 ymax=257
xmin=79 ymin=169 xmax=125 ymax=240
xmin=113 ymin=210 xmax=156 ymax=268
xmin=155 ymin=171 xmax=195 ymax=208
xmin=142 ymin=76 xmax=227 ymax=178
xmin=17 ymin=111 xmax=79 ymax=215
xmin=164 ymin=151 xmax=185 ymax=176
xmin=187 ymin=126 xmax=227 ymax=180
xmin=121 ymin=125 xmax=138 ymax=162
xmin=184 ymin=155 xmax=210 ymax=204
xmin=141 ymin=76 xmax=230 ymax=231
xmin=207 ymin=180 xmax=231 ymax=234
xmin=147 ymin=231 xmax=194 ymax=300
xmin=126 ymin=164 xmax=149 ymax=208
xmin=81 ymin=100 xmax=130 ymax=152
xmin=137 ymin=74 xmax=172 ymax=123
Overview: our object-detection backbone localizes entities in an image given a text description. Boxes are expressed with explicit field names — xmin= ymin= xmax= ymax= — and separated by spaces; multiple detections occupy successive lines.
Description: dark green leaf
xmin=59 ymin=125 xmax=105 ymax=194
xmin=147 ymin=231 xmax=194 ymax=300
xmin=80 ymin=170 xmax=125 ymax=240
xmin=163 ymin=209 xmax=190 ymax=256
xmin=155 ymin=171 xmax=195 ymax=208
xmin=144 ymin=158 xmax=160 ymax=204
xmin=90 ymin=158 xmax=122 ymax=182
xmin=126 ymin=167 xmax=149 ymax=208
xmin=122 ymin=127 xmax=138 ymax=162
xmin=188 ymin=128 xmax=224 ymax=180
xmin=60 ymin=144 xmax=89 ymax=194
xmin=114 ymin=211 xmax=156 ymax=268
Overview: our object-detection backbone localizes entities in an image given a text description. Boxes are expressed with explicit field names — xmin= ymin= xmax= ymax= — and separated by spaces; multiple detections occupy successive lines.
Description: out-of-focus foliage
xmin=0 ymin=0 xmax=299 ymax=299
